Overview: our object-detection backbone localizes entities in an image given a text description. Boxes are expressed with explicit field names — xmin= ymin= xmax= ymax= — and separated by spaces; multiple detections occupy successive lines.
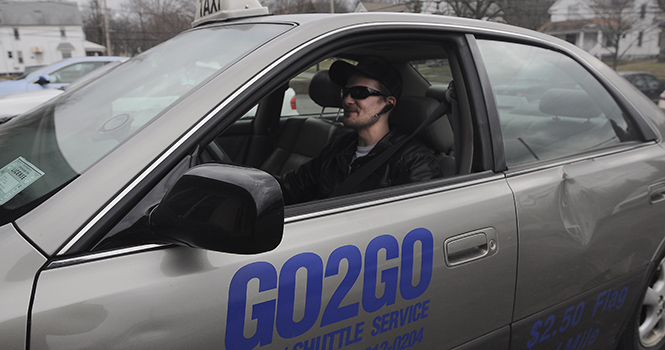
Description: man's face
xmin=341 ymin=75 xmax=390 ymax=130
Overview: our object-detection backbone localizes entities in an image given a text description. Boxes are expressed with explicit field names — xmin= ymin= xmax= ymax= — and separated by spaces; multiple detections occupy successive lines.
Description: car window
xmin=48 ymin=62 xmax=107 ymax=84
xmin=476 ymin=39 xmax=639 ymax=167
xmin=410 ymin=59 xmax=453 ymax=85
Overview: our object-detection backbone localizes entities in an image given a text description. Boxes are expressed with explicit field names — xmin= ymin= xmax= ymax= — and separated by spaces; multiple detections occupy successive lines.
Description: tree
xmin=120 ymin=0 xmax=195 ymax=51
xmin=444 ymin=0 xmax=503 ymax=20
xmin=589 ymin=0 xmax=642 ymax=69
xmin=499 ymin=0 xmax=556 ymax=30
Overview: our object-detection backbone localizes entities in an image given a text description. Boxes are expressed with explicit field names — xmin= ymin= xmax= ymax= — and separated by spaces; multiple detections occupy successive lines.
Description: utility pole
xmin=330 ymin=0 xmax=334 ymax=13
xmin=102 ymin=0 xmax=113 ymax=55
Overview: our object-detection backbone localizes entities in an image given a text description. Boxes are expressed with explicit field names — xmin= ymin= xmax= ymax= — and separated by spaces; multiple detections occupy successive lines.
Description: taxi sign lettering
xmin=198 ymin=0 xmax=220 ymax=18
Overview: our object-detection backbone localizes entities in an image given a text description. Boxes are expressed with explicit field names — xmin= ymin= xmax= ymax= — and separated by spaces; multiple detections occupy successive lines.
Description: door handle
xmin=649 ymin=182 xmax=665 ymax=204
xmin=445 ymin=228 xmax=498 ymax=266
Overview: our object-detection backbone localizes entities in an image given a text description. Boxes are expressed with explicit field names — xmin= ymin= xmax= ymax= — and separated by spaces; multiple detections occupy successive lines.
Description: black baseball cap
xmin=329 ymin=57 xmax=402 ymax=99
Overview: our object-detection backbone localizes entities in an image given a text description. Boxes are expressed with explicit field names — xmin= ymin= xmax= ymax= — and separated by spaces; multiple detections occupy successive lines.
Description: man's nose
xmin=343 ymin=94 xmax=355 ymax=105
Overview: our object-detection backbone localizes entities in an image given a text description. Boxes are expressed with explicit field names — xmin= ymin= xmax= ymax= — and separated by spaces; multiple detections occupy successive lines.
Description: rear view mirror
xmin=149 ymin=164 xmax=284 ymax=254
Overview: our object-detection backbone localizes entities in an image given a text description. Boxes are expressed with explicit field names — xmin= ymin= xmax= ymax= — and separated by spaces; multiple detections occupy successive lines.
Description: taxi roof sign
xmin=192 ymin=0 xmax=270 ymax=27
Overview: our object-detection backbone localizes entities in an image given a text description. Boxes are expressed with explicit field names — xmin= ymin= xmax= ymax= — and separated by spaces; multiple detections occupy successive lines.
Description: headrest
xmin=308 ymin=70 xmax=342 ymax=108
xmin=390 ymin=96 xmax=453 ymax=153
xmin=539 ymin=88 xmax=602 ymax=119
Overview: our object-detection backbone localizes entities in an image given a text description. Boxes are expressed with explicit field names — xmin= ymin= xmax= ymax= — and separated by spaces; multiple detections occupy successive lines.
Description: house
xmin=540 ymin=0 xmax=661 ymax=61
xmin=0 ymin=1 xmax=105 ymax=76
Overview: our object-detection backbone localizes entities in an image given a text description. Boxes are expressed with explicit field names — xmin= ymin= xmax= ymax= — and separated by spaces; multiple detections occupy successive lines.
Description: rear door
xmin=473 ymin=38 xmax=665 ymax=349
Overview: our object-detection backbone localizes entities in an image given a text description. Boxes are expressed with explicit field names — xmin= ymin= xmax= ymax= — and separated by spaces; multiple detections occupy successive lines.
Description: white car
xmin=0 ymin=61 xmax=126 ymax=121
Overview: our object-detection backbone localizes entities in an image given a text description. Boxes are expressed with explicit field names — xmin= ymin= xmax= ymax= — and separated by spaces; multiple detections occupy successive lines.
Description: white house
xmin=541 ymin=0 xmax=661 ymax=61
xmin=0 ymin=1 xmax=105 ymax=75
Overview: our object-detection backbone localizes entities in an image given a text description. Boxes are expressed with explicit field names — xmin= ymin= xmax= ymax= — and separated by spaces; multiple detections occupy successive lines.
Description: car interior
xmin=204 ymin=40 xmax=479 ymax=196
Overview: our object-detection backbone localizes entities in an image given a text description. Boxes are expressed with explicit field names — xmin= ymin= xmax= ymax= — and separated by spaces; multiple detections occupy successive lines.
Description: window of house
xmin=638 ymin=31 xmax=643 ymax=47
xmin=641 ymin=4 xmax=646 ymax=19
xmin=60 ymin=28 xmax=67 ymax=38
xmin=7 ymin=51 xmax=12 ymax=59
xmin=17 ymin=51 xmax=23 ymax=64
xmin=13 ymin=28 xmax=19 ymax=40
xmin=476 ymin=39 xmax=638 ymax=167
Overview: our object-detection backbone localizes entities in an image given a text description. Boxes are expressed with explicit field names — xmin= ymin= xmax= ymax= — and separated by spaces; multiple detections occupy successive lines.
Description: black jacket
xmin=280 ymin=130 xmax=442 ymax=205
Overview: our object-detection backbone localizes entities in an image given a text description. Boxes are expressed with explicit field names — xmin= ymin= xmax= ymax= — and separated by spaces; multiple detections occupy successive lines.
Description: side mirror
xmin=35 ymin=76 xmax=50 ymax=85
xmin=149 ymin=164 xmax=284 ymax=254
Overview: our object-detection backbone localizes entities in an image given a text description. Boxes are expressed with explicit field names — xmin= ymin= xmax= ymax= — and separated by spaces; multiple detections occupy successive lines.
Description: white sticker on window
xmin=0 ymin=157 xmax=45 ymax=205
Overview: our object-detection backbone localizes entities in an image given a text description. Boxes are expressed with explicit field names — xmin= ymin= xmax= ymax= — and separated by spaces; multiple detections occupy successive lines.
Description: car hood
xmin=0 ymin=89 xmax=63 ymax=119
xmin=0 ymin=80 xmax=30 ymax=96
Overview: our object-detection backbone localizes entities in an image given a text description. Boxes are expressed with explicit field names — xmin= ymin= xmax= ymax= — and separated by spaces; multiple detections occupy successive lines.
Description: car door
xmin=473 ymin=38 xmax=665 ymax=349
xmin=27 ymin=29 xmax=519 ymax=350
xmin=28 ymin=175 xmax=517 ymax=350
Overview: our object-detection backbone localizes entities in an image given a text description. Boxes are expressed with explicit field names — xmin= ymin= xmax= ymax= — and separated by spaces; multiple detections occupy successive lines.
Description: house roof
xmin=540 ymin=18 xmax=615 ymax=33
xmin=0 ymin=1 xmax=82 ymax=26
xmin=355 ymin=2 xmax=410 ymax=13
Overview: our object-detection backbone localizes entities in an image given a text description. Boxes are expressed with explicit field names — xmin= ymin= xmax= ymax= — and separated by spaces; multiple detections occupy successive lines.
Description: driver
xmin=279 ymin=57 xmax=442 ymax=205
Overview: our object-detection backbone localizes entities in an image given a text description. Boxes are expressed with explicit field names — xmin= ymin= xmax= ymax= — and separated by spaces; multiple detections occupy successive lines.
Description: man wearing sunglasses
xmin=279 ymin=57 xmax=442 ymax=205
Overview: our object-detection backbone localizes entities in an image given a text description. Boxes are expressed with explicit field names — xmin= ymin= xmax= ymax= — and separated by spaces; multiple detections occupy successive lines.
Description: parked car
xmin=3 ymin=1 xmax=665 ymax=349
xmin=619 ymin=71 xmax=665 ymax=103
xmin=0 ymin=61 xmax=125 ymax=121
xmin=658 ymin=90 xmax=665 ymax=110
xmin=0 ymin=56 xmax=127 ymax=96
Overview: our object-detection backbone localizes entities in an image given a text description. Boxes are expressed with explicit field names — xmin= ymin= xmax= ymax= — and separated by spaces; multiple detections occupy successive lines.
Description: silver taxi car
xmin=2 ymin=1 xmax=665 ymax=349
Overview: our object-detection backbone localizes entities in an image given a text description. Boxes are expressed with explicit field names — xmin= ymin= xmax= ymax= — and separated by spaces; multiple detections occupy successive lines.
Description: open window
xmin=209 ymin=37 xmax=481 ymax=189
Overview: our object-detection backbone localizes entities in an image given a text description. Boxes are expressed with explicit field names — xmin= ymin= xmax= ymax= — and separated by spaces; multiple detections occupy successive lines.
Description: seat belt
xmin=330 ymin=93 xmax=453 ymax=197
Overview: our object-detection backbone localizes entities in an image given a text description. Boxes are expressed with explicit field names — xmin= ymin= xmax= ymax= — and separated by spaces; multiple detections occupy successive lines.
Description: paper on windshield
xmin=0 ymin=157 xmax=44 ymax=205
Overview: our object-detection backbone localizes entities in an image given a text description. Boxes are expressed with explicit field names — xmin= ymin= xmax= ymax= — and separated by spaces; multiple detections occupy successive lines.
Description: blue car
xmin=0 ymin=56 xmax=126 ymax=96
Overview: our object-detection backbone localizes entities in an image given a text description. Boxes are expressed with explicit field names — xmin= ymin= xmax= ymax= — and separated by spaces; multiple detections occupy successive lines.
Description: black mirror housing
xmin=150 ymin=164 xmax=284 ymax=254
xmin=35 ymin=76 xmax=50 ymax=85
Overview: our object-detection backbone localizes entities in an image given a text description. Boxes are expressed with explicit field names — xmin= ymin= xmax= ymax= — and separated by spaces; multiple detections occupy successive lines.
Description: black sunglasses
xmin=341 ymin=86 xmax=387 ymax=100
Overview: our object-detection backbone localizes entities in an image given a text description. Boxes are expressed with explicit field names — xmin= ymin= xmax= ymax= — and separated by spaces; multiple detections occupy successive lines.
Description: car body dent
xmin=510 ymin=144 xmax=665 ymax=320
xmin=0 ymin=223 xmax=47 ymax=350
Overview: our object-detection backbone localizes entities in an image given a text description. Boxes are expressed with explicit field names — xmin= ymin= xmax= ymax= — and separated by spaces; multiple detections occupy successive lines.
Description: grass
xmin=615 ymin=59 xmax=665 ymax=79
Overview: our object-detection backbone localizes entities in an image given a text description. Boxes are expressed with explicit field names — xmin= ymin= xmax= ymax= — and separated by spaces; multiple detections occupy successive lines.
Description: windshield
xmin=0 ymin=23 xmax=290 ymax=224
